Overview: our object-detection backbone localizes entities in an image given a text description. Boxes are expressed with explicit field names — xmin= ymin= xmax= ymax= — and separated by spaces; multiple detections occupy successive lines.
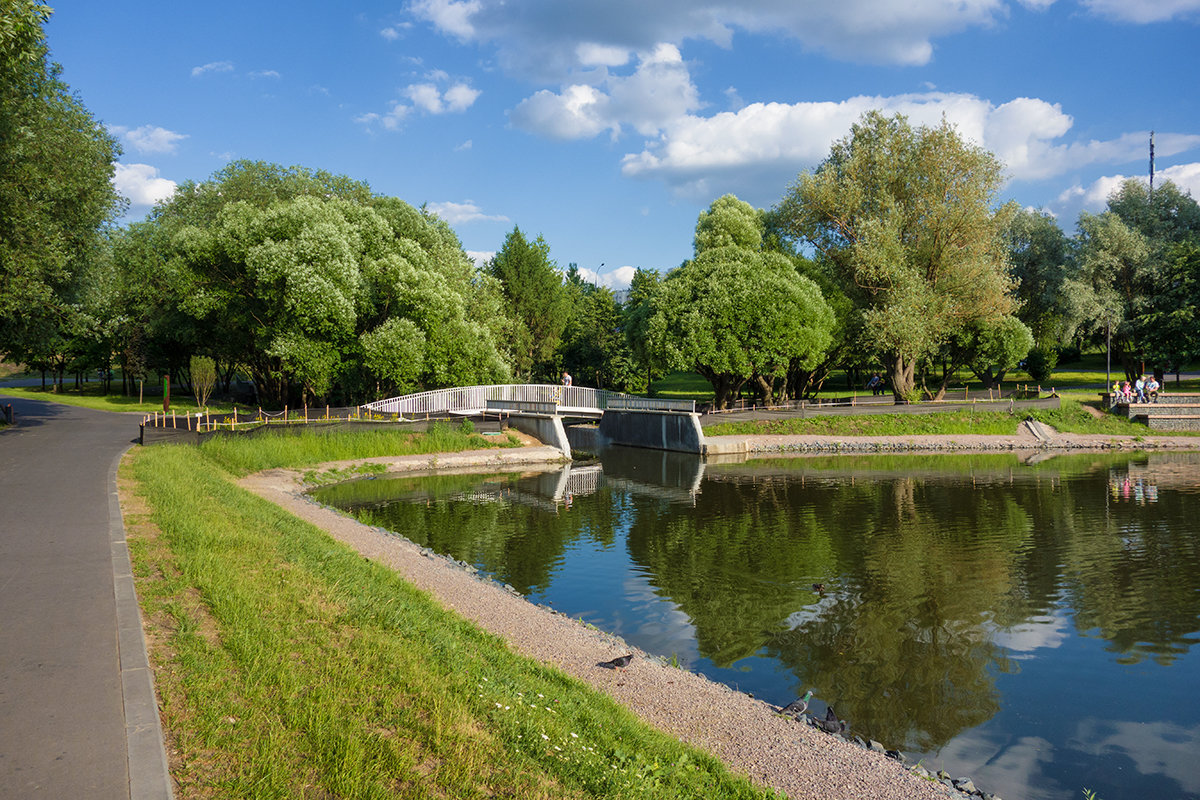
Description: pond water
xmin=310 ymin=448 xmax=1200 ymax=800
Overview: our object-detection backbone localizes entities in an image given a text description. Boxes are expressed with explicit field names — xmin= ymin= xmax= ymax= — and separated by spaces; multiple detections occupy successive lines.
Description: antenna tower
xmin=1149 ymin=130 xmax=1155 ymax=199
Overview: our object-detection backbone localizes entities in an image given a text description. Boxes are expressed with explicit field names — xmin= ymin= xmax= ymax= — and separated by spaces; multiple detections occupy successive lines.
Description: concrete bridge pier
xmin=598 ymin=409 xmax=705 ymax=454
xmin=507 ymin=413 xmax=572 ymax=457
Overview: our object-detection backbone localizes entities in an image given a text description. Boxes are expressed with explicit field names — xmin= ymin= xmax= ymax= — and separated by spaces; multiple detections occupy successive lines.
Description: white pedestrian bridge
xmin=362 ymin=384 xmax=695 ymax=419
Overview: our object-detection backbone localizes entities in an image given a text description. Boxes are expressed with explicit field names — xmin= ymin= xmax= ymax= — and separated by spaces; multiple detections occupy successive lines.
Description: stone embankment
xmin=703 ymin=421 xmax=1200 ymax=458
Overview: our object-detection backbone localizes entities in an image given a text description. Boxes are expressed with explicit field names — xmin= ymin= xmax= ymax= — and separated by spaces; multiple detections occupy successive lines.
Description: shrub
xmin=1025 ymin=347 xmax=1057 ymax=382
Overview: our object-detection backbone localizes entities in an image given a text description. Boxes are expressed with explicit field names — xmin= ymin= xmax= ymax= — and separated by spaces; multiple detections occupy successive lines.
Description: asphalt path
xmin=0 ymin=394 xmax=171 ymax=799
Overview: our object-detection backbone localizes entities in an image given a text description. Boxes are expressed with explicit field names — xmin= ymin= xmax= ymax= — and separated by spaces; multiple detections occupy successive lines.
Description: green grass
xmin=0 ymin=383 xmax=236 ymax=415
xmin=197 ymin=421 xmax=522 ymax=477
xmin=702 ymin=395 xmax=1183 ymax=438
xmin=704 ymin=408 xmax=1021 ymax=437
xmin=123 ymin=439 xmax=776 ymax=799
xmin=648 ymin=371 xmax=715 ymax=401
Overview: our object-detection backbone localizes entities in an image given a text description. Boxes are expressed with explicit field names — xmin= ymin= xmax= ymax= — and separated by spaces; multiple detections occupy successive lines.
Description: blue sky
xmin=47 ymin=0 xmax=1200 ymax=288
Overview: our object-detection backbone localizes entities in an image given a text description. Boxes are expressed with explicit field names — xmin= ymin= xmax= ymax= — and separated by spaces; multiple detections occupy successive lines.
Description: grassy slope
xmin=123 ymin=434 xmax=774 ymax=799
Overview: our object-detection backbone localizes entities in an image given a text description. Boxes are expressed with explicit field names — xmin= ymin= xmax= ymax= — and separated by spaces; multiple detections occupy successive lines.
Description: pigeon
xmin=816 ymin=705 xmax=848 ymax=734
xmin=599 ymin=654 xmax=634 ymax=671
xmin=779 ymin=689 xmax=814 ymax=718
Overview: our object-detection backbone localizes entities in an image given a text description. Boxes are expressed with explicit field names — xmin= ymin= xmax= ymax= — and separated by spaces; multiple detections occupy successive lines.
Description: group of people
xmin=1112 ymin=374 xmax=1160 ymax=405
xmin=865 ymin=373 xmax=886 ymax=395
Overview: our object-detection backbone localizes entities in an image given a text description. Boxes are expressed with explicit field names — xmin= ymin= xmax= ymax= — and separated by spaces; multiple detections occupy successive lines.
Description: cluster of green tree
xmin=109 ymin=161 xmax=519 ymax=407
xmin=5 ymin=6 xmax=1199 ymax=407
xmin=1053 ymin=179 xmax=1200 ymax=383
xmin=0 ymin=0 xmax=123 ymax=390
xmin=648 ymin=110 xmax=1200 ymax=405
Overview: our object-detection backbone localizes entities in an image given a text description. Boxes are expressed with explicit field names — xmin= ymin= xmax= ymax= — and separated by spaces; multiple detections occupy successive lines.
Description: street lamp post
xmin=1106 ymin=318 xmax=1111 ymax=391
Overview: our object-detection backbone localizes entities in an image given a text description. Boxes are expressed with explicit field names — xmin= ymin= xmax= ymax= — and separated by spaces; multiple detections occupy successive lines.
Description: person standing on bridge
xmin=561 ymin=370 xmax=572 ymax=387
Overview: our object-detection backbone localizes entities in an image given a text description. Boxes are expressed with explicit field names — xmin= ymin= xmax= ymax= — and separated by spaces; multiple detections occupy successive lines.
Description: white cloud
xmin=426 ymin=201 xmax=509 ymax=224
xmin=1055 ymin=162 xmax=1200 ymax=217
xmin=412 ymin=0 xmax=1009 ymax=75
xmin=403 ymin=81 xmax=480 ymax=114
xmin=406 ymin=83 xmax=445 ymax=113
xmin=512 ymin=84 xmax=611 ymax=139
xmin=191 ymin=60 xmax=233 ymax=77
xmin=249 ymin=69 xmax=281 ymax=79
xmin=511 ymin=43 xmax=701 ymax=140
xmin=618 ymin=91 xmax=1200 ymax=202
xmin=466 ymin=249 xmax=494 ymax=268
xmin=607 ymin=265 xmax=638 ymax=289
xmin=568 ymin=264 xmax=638 ymax=290
xmin=355 ymin=103 xmax=410 ymax=131
xmin=455 ymin=139 xmax=473 ymax=151
xmin=443 ymin=83 xmax=482 ymax=111
xmin=1081 ymin=0 xmax=1200 ymax=22
xmin=362 ymin=77 xmax=480 ymax=129
xmin=576 ymin=42 xmax=630 ymax=67
xmin=411 ymin=0 xmax=480 ymax=40
xmin=113 ymin=163 xmax=176 ymax=206
xmin=380 ymin=24 xmax=411 ymax=40
xmin=1160 ymin=162 xmax=1200 ymax=196
xmin=112 ymin=125 xmax=188 ymax=155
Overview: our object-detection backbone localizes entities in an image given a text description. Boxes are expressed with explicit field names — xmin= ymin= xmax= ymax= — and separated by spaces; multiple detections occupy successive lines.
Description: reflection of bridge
xmin=443 ymin=465 xmax=605 ymax=513
xmin=362 ymin=384 xmax=703 ymax=455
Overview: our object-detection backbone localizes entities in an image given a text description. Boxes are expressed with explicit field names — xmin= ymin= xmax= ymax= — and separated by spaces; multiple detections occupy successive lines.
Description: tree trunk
xmin=887 ymin=354 xmax=916 ymax=403
xmin=753 ymin=374 xmax=773 ymax=403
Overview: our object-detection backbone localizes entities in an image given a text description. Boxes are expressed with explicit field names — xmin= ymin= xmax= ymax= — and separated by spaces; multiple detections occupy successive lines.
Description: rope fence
xmin=137 ymin=403 xmax=484 ymax=445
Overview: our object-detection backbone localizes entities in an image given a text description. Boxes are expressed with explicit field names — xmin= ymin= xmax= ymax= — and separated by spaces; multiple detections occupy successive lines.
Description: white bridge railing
xmin=363 ymin=384 xmax=696 ymax=416
xmin=363 ymin=384 xmax=618 ymax=416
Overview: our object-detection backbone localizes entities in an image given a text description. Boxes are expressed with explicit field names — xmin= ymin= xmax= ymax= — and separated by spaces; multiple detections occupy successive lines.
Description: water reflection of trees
xmin=317 ymin=469 xmax=610 ymax=595
xmin=626 ymin=453 xmax=1200 ymax=751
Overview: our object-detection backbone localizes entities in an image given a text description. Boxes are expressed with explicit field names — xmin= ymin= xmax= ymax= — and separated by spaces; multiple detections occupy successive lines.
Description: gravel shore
xmin=239 ymin=431 xmax=1200 ymax=800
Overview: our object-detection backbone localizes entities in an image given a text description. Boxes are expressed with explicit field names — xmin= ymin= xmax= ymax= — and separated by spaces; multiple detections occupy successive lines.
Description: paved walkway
xmin=0 ymin=394 xmax=171 ymax=798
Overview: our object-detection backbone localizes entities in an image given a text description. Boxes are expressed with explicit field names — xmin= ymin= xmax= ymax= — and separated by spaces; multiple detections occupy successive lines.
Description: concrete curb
xmin=108 ymin=448 xmax=174 ymax=800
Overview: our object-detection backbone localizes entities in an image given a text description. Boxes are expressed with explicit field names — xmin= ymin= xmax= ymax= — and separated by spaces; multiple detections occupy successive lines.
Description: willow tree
xmin=775 ymin=111 xmax=1019 ymax=400
xmin=649 ymin=195 xmax=834 ymax=408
